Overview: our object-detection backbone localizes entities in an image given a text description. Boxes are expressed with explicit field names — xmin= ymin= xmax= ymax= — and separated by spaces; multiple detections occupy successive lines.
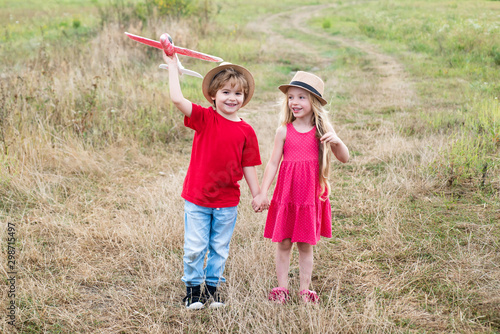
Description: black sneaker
xmin=204 ymin=285 xmax=224 ymax=309
xmin=183 ymin=285 xmax=204 ymax=310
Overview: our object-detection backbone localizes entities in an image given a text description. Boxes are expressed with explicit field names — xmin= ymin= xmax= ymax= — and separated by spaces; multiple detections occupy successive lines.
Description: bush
xmin=146 ymin=0 xmax=195 ymax=18
xmin=322 ymin=19 xmax=332 ymax=29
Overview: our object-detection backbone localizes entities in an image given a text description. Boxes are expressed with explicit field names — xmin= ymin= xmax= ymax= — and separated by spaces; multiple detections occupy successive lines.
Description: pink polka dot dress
xmin=264 ymin=123 xmax=332 ymax=245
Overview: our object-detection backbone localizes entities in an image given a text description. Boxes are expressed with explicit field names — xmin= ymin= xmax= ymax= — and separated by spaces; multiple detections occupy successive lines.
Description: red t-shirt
xmin=182 ymin=103 xmax=261 ymax=208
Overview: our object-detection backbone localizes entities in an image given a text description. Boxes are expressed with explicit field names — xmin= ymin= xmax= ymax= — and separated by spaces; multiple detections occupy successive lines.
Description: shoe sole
xmin=208 ymin=302 xmax=225 ymax=309
xmin=186 ymin=302 xmax=205 ymax=310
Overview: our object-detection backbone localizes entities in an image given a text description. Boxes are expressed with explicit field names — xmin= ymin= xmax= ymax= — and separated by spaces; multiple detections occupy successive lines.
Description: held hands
xmin=252 ymin=193 xmax=269 ymax=213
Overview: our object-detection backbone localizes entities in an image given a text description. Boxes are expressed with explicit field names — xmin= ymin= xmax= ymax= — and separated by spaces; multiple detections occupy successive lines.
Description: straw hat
xmin=278 ymin=71 xmax=328 ymax=106
xmin=202 ymin=62 xmax=255 ymax=108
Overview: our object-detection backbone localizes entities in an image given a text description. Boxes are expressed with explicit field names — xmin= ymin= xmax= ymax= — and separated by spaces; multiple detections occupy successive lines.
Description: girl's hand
xmin=321 ymin=128 xmax=350 ymax=163
xmin=261 ymin=197 xmax=270 ymax=211
xmin=320 ymin=130 xmax=342 ymax=146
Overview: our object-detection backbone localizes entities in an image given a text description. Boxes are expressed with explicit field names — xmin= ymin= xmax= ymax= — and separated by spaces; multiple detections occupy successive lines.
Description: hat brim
xmin=278 ymin=84 xmax=328 ymax=106
xmin=202 ymin=63 xmax=255 ymax=108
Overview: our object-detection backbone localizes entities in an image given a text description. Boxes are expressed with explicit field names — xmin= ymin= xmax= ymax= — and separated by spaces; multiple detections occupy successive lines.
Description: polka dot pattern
xmin=264 ymin=123 xmax=332 ymax=245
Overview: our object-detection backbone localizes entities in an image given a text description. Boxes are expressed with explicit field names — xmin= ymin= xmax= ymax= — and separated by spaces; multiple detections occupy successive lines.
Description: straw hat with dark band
xmin=202 ymin=62 xmax=255 ymax=108
xmin=278 ymin=71 xmax=328 ymax=106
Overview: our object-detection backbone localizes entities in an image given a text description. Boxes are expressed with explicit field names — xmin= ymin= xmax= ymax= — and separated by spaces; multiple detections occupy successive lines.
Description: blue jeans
xmin=182 ymin=200 xmax=238 ymax=287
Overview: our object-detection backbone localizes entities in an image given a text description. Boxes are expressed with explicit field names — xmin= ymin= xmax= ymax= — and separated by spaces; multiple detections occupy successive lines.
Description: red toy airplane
xmin=125 ymin=32 xmax=223 ymax=78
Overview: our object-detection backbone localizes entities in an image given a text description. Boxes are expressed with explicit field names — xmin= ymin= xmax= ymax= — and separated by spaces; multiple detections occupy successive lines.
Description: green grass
xmin=0 ymin=0 xmax=100 ymax=37
xmin=311 ymin=0 xmax=500 ymax=188
xmin=311 ymin=0 xmax=500 ymax=95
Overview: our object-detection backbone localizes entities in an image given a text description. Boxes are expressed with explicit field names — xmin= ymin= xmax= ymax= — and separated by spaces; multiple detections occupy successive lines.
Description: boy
xmin=162 ymin=53 xmax=261 ymax=309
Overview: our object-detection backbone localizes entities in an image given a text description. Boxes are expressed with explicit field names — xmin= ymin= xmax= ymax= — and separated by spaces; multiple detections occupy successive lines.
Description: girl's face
xmin=212 ymin=81 xmax=245 ymax=121
xmin=287 ymin=87 xmax=313 ymax=120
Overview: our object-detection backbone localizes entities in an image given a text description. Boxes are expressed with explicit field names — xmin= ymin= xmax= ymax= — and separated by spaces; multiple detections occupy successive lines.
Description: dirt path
xmin=251 ymin=3 xmax=417 ymax=113
xmin=291 ymin=3 xmax=417 ymax=112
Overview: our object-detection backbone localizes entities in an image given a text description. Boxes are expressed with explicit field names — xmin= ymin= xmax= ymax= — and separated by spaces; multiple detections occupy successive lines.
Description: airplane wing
xmin=125 ymin=32 xmax=223 ymax=62
xmin=125 ymin=32 xmax=163 ymax=49
xmin=173 ymin=46 xmax=223 ymax=62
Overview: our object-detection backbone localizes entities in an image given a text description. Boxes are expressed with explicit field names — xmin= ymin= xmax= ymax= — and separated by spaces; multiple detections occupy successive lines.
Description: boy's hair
xmin=207 ymin=68 xmax=249 ymax=105
xmin=280 ymin=89 xmax=333 ymax=199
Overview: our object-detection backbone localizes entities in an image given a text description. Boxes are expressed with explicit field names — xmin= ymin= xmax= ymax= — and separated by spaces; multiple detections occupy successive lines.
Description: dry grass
xmin=1 ymin=1 xmax=499 ymax=333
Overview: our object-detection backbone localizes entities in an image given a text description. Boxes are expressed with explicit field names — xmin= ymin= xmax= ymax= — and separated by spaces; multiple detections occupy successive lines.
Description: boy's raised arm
xmin=163 ymin=53 xmax=193 ymax=117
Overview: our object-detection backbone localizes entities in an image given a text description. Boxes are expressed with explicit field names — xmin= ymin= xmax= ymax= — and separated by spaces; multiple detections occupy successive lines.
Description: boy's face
xmin=212 ymin=82 xmax=245 ymax=121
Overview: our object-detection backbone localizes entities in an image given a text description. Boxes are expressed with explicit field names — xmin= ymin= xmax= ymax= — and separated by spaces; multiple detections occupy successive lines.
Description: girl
xmin=252 ymin=71 xmax=349 ymax=304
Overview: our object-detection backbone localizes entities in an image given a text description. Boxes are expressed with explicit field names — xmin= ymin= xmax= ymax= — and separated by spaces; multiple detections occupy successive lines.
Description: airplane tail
xmin=159 ymin=64 xmax=203 ymax=79
xmin=180 ymin=68 xmax=203 ymax=79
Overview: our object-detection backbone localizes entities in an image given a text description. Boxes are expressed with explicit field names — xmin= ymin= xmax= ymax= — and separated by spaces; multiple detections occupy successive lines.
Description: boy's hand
xmin=162 ymin=52 xmax=177 ymax=65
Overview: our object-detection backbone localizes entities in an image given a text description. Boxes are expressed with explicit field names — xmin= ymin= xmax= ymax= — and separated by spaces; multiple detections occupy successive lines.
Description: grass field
xmin=1 ymin=0 xmax=499 ymax=333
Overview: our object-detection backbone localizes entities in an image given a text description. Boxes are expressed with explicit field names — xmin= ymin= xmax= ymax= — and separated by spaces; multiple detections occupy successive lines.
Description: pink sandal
xmin=299 ymin=289 xmax=319 ymax=304
xmin=268 ymin=287 xmax=290 ymax=304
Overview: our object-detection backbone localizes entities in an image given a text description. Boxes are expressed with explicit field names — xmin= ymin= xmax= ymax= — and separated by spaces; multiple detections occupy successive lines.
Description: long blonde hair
xmin=279 ymin=90 xmax=332 ymax=199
